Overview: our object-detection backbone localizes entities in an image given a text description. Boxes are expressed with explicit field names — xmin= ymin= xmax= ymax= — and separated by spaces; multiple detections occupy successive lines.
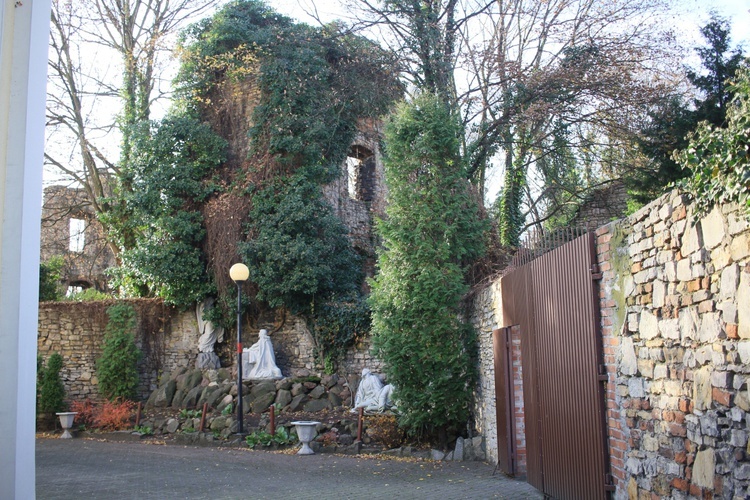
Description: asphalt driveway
xmin=36 ymin=437 xmax=542 ymax=499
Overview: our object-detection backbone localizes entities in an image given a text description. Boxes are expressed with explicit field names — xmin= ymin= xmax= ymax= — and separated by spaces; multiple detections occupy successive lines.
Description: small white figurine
xmin=242 ymin=329 xmax=282 ymax=380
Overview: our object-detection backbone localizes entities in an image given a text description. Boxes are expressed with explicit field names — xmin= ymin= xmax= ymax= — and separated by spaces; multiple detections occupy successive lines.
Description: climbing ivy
xmin=97 ymin=303 xmax=142 ymax=401
xmin=171 ymin=0 xmax=401 ymax=335
xmin=110 ymin=115 xmax=227 ymax=307
xmin=675 ymin=66 xmax=750 ymax=217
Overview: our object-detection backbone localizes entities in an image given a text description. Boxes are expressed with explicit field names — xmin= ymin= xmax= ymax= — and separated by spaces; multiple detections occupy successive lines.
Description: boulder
xmin=275 ymin=389 xmax=292 ymax=408
xmin=289 ymin=394 xmax=308 ymax=412
xmin=251 ymin=392 xmax=276 ymax=414
xmin=182 ymin=385 xmax=203 ymax=409
xmin=180 ymin=369 xmax=204 ymax=392
xmin=153 ymin=380 xmax=177 ymax=408
xmin=327 ymin=392 xmax=342 ymax=407
xmin=171 ymin=389 xmax=186 ymax=409
xmin=250 ymin=381 xmax=277 ymax=398
xmin=276 ymin=379 xmax=293 ymax=391
xmin=291 ymin=383 xmax=306 ymax=396
xmin=303 ymin=398 xmax=331 ymax=412
xmin=206 ymin=384 xmax=231 ymax=408
xmin=309 ymin=385 xmax=326 ymax=399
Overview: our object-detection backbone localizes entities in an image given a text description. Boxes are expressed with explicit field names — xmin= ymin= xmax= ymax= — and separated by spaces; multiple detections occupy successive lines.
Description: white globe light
xmin=229 ymin=263 xmax=249 ymax=282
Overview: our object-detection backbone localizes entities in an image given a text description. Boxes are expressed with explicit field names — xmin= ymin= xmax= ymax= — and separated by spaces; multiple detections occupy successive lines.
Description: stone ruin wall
xmin=40 ymin=185 xmax=116 ymax=292
xmin=471 ymin=189 xmax=750 ymax=498
xmin=38 ymin=300 xmax=382 ymax=403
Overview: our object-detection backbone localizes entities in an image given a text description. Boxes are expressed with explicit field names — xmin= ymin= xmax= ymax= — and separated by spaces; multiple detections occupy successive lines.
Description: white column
xmin=0 ymin=0 xmax=51 ymax=498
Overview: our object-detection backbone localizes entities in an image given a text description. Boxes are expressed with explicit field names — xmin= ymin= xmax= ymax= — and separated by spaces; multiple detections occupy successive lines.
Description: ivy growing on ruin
xmin=122 ymin=0 xmax=400 ymax=368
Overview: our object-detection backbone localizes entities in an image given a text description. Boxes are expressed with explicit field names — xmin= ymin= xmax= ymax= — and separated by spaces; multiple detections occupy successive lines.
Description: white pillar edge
xmin=0 ymin=0 xmax=52 ymax=498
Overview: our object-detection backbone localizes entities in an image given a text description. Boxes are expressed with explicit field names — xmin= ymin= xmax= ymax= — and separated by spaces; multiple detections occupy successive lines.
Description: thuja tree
xmin=97 ymin=303 xmax=142 ymax=401
xmin=370 ymin=93 xmax=486 ymax=440
xmin=38 ymin=353 xmax=67 ymax=414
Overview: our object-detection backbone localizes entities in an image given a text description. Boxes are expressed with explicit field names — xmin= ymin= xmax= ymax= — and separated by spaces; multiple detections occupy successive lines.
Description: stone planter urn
xmin=291 ymin=421 xmax=320 ymax=455
xmin=56 ymin=412 xmax=78 ymax=439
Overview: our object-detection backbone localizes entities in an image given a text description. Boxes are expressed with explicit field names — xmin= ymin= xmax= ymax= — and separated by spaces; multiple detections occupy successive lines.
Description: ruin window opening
xmin=346 ymin=145 xmax=375 ymax=202
xmin=66 ymin=281 xmax=92 ymax=297
xmin=69 ymin=218 xmax=85 ymax=253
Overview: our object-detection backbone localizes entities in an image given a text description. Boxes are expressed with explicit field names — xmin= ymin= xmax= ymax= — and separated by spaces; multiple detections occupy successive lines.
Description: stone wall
xmin=40 ymin=185 xmax=116 ymax=292
xmin=38 ymin=300 xmax=194 ymax=401
xmin=38 ymin=300 xmax=382 ymax=403
xmin=471 ymin=189 xmax=750 ymax=498
xmin=471 ymin=281 xmax=504 ymax=465
xmin=598 ymin=191 xmax=750 ymax=499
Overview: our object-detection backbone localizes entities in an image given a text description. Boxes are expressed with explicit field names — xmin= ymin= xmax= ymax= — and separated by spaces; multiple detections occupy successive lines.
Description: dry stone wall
xmin=38 ymin=301 xmax=382 ymax=403
xmin=598 ymin=191 xmax=750 ymax=499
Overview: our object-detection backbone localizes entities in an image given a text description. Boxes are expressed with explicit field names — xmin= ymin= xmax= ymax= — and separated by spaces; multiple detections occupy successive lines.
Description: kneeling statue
xmin=351 ymin=368 xmax=395 ymax=412
xmin=242 ymin=329 xmax=282 ymax=380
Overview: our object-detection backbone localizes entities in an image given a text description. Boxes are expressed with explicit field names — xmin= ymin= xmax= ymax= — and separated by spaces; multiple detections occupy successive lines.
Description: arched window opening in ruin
xmin=346 ymin=145 xmax=375 ymax=202
xmin=66 ymin=281 xmax=92 ymax=297
xmin=69 ymin=218 xmax=85 ymax=253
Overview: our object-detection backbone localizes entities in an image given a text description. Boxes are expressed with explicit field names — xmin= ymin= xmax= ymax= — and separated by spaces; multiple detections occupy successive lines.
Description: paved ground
xmin=36 ymin=437 xmax=543 ymax=499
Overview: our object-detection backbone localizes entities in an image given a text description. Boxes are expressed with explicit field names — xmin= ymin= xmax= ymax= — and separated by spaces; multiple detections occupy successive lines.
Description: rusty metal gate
xmin=494 ymin=230 xmax=612 ymax=499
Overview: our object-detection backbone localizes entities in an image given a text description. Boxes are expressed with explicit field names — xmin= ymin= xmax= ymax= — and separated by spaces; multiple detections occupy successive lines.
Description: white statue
xmin=351 ymin=368 xmax=395 ymax=412
xmin=242 ymin=329 xmax=282 ymax=380
xmin=196 ymin=298 xmax=224 ymax=369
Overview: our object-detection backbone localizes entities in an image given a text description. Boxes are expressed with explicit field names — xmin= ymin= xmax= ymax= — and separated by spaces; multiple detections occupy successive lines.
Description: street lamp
xmin=229 ymin=263 xmax=249 ymax=434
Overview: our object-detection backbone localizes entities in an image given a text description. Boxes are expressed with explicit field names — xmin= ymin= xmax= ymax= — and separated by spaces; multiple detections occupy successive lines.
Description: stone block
xmin=654 ymin=364 xmax=668 ymax=380
xmin=639 ymin=310 xmax=659 ymax=340
xmin=730 ymin=429 xmax=748 ymax=448
xmin=738 ymin=342 xmax=750 ymax=364
xmin=692 ymin=449 xmax=715 ymax=489
xmin=698 ymin=313 xmax=722 ymax=343
xmin=739 ymin=272 xmax=750 ymax=338
xmin=693 ymin=366 xmax=712 ymax=412
xmin=679 ymin=308 xmax=697 ymax=341
xmin=681 ymin=223 xmax=702 ymax=256
xmin=717 ymin=301 xmax=738 ymax=324
xmin=620 ymin=337 xmax=638 ymax=376
xmin=702 ymin=207 xmax=725 ymax=249
xmin=659 ymin=318 xmax=680 ymax=340
xmin=652 ymin=280 xmax=666 ymax=307
xmin=720 ymin=264 xmax=739 ymax=299
xmin=638 ymin=359 xmax=655 ymax=379
xmin=629 ymin=378 xmax=646 ymax=398
xmin=728 ymin=211 xmax=749 ymax=235
xmin=676 ymin=259 xmax=692 ymax=282
xmin=730 ymin=233 xmax=750 ymax=261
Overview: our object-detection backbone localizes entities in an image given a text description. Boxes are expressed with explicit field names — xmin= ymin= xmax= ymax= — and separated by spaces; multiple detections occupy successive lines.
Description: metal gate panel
xmin=493 ymin=328 xmax=514 ymax=475
xmin=499 ymin=232 xmax=608 ymax=499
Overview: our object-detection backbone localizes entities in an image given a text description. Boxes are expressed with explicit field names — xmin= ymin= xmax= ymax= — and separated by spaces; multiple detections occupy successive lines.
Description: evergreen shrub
xmin=97 ymin=303 xmax=142 ymax=401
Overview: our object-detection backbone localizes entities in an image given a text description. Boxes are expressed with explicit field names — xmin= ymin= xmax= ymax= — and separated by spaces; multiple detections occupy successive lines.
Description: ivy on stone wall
xmin=108 ymin=116 xmax=227 ymax=307
xmin=97 ymin=303 xmax=142 ymax=401
xmin=169 ymin=0 xmax=400 ymax=345
xmin=675 ymin=66 xmax=750 ymax=217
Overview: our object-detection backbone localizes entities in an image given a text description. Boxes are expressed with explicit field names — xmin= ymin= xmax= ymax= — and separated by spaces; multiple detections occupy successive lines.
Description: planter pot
xmin=56 ymin=412 xmax=78 ymax=439
xmin=291 ymin=421 xmax=320 ymax=455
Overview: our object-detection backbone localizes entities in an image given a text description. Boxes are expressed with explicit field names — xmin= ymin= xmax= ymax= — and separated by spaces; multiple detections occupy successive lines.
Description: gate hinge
xmin=598 ymin=364 xmax=608 ymax=382
xmin=590 ymin=263 xmax=603 ymax=280
xmin=604 ymin=473 xmax=616 ymax=492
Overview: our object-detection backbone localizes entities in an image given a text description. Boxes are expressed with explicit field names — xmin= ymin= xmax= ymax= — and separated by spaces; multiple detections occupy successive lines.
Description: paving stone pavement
xmin=36 ymin=437 xmax=543 ymax=499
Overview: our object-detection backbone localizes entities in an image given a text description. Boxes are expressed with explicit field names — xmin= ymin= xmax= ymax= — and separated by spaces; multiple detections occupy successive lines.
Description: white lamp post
xmin=229 ymin=263 xmax=249 ymax=434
